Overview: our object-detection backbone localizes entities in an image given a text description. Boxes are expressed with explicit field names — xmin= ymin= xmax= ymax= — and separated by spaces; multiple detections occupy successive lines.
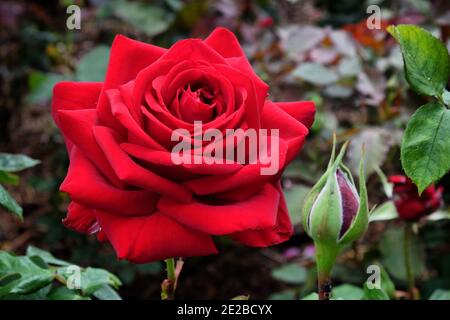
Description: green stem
xmin=315 ymin=242 xmax=340 ymax=300
xmin=166 ymin=258 xmax=176 ymax=282
xmin=404 ymin=223 xmax=416 ymax=300
xmin=161 ymin=258 xmax=176 ymax=300
xmin=318 ymin=272 xmax=332 ymax=300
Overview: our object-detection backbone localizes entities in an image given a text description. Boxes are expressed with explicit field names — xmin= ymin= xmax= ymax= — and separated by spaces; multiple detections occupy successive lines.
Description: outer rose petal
xmin=61 ymin=147 xmax=158 ymax=215
xmin=158 ymin=183 xmax=280 ymax=235
xmin=52 ymin=82 xmax=102 ymax=151
xmin=102 ymin=35 xmax=166 ymax=90
xmin=275 ymin=101 xmax=316 ymax=129
xmin=97 ymin=35 xmax=166 ymax=131
xmin=230 ymin=182 xmax=293 ymax=246
xmin=63 ymin=202 xmax=99 ymax=235
xmin=261 ymin=100 xmax=310 ymax=163
xmin=95 ymin=211 xmax=217 ymax=263
xmin=57 ymin=109 xmax=124 ymax=187
xmin=161 ymin=39 xmax=227 ymax=64
xmin=204 ymin=27 xmax=244 ymax=58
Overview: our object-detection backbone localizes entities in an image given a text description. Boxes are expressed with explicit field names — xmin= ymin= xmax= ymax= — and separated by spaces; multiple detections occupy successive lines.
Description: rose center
xmin=176 ymin=85 xmax=217 ymax=123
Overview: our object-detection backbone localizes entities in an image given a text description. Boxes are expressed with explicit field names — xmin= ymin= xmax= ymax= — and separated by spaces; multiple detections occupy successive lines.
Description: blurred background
xmin=1 ymin=0 xmax=450 ymax=299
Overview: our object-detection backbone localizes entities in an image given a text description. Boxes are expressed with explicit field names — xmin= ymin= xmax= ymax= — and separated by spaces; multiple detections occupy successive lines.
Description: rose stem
xmin=404 ymin=223 xmax=416 ymax=300
xmin=318 ymin=273 xmax=332 ymax=300
xmin=315 ymin=242 xmax=337 ymax=300
xmin=161 ymin=258 xmax=176 ymax=300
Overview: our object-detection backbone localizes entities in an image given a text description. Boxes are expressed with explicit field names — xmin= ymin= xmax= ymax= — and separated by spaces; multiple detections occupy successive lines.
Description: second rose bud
xmin=301 ymin=139 xmax=370 ymax=299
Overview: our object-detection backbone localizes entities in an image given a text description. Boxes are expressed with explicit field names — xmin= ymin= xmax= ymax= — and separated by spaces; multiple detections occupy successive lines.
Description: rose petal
xmin=93 ymin=125 xmax=192 ymax=202
xmin=52 ymin=82 xmax=102 ymax=151
xmin=107 ymin=88 xmax=165 ymax=150
xmin=63 ymin=202 xmax=99 ymax=235
xmin=183 ymin=139 xmax=287 ymax=195
xmin=213 ymin=64 xmax=266 ymax=129
xmin=275 ymin=101 xmax=316 ymax=129
xmin=97 ymin=35 xmax=166 ymax=133
xmin=261 ymin=100 xmax=309 ymax=163
xmin=57 ymin=109 xmax=123 ymax=187
xmin=161 ymin=39 xmax=227 ymax=65
xmin=121 ymin=142 xmax=243 ymax=175
xmin=230 ymin=182 xmax=293 ymax=246
xmin=204 ymin=27 xmax=245 ymax=59
xmin=158 ymin=183 xmax=280 ymax=235
xmin=205 ymin=27 xmax=269 ymax=112
xmin=95 ymin=211 xmax=217 ymax=263
xmin=61 ymin=147 xmax=158 ymax=215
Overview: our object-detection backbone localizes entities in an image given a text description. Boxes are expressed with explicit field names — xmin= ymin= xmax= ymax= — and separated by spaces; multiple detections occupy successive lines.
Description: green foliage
xmin=378 ymin=264 xmax=396 ymax=298
xmin=26 ymin=246 xmax=70 ymax=267
xmin=427 ymin=209 xmax=450 ymax=221
xmin=332 ymin=284 xmax=364 ymax=300
xmin=296 ymin=263 xmax=396 ymax=300
xmin=46 ymin=287 xmax=90 ymax=300
xmin=388 ymin=25 xmax=450 ymax=97
xmin=75 ymin=46 xmax=110 ymax=82
xmin=0 ymin=153 xmax=40 ymax=220
xmin=231 ymin=294 xmax=250 ymax=300
xmin=0 ymin=153 xmax=40 ymax=172
xmin=107 ymin=0 xmax=174 ymax=37
xmin=0 ymin=252 xmax=54 ymax=297
xmin=369 ymin=201 xmax=398 ymax=222
xmin=0 ymin=247 xmax=122 ymax=300
xmin=362 ymin=283 xmax=390 ymax=300
xmin=0 ymin=171 xmax=19 ymax=185
xmin=26 ymin=72 xmax=67 ymax=105
xmin=0 ymin=185 xmax=23 ymax=220
xmin=301 ymin=292 xmax=319 ymax=300
xmin=79 ymin=268 xmax=121 ymax=295
xmin=429 ymin=289 xmax=450 ymax=300
xmin=271 ymin=263 xmax=307 ymax=285
xmin=400 ymin=102 xmax=450 ymax=193
xmin=362 ymin=264 xmax=396 ymax=300
xmin=389 ymin=25 xmax=450 ymax=192
xmin=380 ymin=226 xmax=425 ymax=281
xmin=269 ymin=290 xmax=296 ymax=300
xmin=284 ymin=184 xmax=310 ymax=226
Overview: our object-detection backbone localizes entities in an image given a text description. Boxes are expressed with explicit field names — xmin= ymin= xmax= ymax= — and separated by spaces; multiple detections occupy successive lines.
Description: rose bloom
xmin=389 ymin=175 xmax=443 ymax=221
xmin=52 ymin=28 xmax=315 ymax=263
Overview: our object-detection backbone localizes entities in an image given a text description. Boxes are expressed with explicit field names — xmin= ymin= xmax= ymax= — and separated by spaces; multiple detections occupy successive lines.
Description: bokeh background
xmin=1 ymin=0 xmax=450 ymax=299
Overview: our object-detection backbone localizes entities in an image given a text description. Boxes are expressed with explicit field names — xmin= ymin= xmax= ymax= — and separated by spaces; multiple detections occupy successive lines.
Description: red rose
xmin=52 ymin=28 xmax=315 ymax=263
xmin=389 ymin=175 xmax=443 ymax=221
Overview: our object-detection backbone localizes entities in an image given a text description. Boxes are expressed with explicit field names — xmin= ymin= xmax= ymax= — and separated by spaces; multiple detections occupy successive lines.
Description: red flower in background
xmin=389 ymin=175 xmax=443 ymax=221
xmin=258 ymin=17 xmax=274 ymax=28
xmin=52 ymin=28 xmax=315 ymax=263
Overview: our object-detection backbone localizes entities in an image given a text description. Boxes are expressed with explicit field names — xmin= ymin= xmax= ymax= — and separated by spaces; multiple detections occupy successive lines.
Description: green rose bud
xmin=301 ymin=139 xmax=369 ymax=298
